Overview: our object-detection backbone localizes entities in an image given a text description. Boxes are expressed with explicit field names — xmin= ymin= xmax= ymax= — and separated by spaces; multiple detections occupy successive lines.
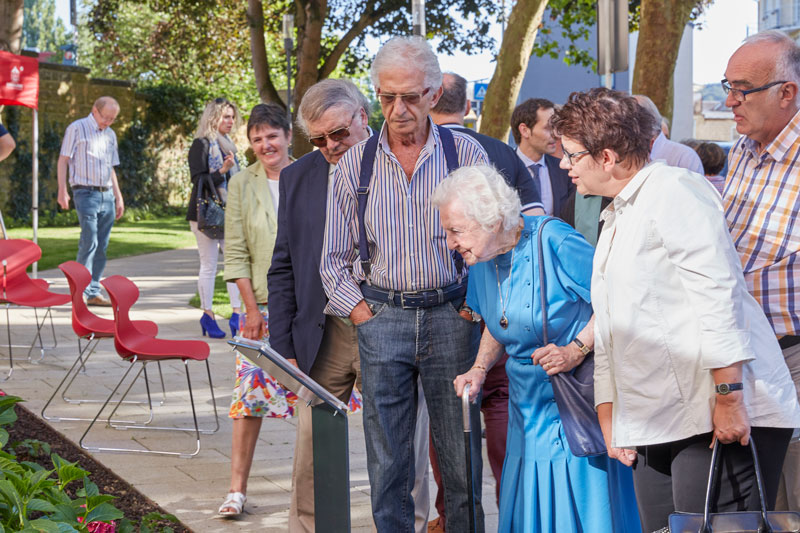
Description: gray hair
xmin=369 ymin=36 xmax=443 ymax=91
xmin=297 ymin=78 xmax=371 ymax=137
xmin=431 ymin=164 xmax=521 ymax=232
xmin=742 ymin=30 xmax=800 ymax=85
xmin=432 ymin=72 xmax=467 ymax=116
xmin=633 ymin=94 xmax=662 ymax=136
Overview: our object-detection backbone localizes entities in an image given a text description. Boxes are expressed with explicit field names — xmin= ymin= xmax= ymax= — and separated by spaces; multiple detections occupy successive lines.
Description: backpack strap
xmin=436 ymin=125 xmax=465 ymax=280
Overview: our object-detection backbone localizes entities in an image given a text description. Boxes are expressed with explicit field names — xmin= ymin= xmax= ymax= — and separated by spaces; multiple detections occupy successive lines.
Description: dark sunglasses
xmin=308 ymin=110 xmax=358 ymax=147
xmin=377 ymin=87 xmax=431 ymax=106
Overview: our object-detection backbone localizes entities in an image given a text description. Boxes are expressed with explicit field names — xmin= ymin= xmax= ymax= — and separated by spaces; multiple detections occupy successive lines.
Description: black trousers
xmin=632 ymin=426 xmax=792 ymax=532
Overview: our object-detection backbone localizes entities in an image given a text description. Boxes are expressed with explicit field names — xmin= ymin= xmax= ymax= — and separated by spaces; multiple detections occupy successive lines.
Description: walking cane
xmin=462 ymin=383 xmax=476 ymax=533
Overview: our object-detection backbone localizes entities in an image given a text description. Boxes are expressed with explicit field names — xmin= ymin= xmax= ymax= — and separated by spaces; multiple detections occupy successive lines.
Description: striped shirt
xmin=59 ymin=113 xmax=120 ymax=187
xmin=723 ymin=108 xmax=800 ymax=337
xmin=320 ymin=118 xmax=488 ymax=317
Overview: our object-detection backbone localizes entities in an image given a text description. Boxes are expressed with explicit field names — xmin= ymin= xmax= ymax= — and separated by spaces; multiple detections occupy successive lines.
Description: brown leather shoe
xmin=86 ymin=294 xmax=112 ymax=307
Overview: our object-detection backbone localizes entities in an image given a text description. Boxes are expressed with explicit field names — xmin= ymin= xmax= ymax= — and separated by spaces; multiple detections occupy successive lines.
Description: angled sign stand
xmin=227 ymin=337 xmax=350 ymax=532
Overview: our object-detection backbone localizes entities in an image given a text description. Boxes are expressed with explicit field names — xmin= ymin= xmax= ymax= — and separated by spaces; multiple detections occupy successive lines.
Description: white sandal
xmin=218 ymin=491 xmax=246 ymax=516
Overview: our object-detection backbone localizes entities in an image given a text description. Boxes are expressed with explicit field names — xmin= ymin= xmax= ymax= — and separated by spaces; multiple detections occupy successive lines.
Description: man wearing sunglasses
xmin=721 ymin=30 xmax=800 ymax=512
xmin=320 ymin=36 xmax=489 ymax=532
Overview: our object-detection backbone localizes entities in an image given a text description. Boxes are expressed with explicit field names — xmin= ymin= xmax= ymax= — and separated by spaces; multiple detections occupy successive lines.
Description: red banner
xmin=0 ymin=51 xmax=39 ymax=109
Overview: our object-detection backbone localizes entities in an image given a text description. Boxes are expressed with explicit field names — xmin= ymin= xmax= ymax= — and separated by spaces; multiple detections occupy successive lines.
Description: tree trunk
xmin=632 ymin=0 xmax=698 ymax=126
xmin=0 ymin=0 xmax=23 ymax=53
xmin=478 ymin=0 xmax=548 ymax=141
xmin=247 ymin=0 xmax=285 ymax=106
xmin=291 ymin=0 xmax=326 ymax=156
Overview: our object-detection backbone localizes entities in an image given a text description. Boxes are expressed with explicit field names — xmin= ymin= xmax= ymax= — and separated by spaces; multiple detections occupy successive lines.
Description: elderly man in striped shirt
xmin=57 ymin=96 xmax=125 ymax=306
xmin=320 ymin=36 xmax=488 ymax=532
xmin=723 ymin=30 xmax=800 ymax=510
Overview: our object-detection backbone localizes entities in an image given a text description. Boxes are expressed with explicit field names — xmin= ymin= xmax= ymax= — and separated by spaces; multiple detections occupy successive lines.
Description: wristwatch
xmin=571 ymin=338 xmax=591 ymax=356
xmin=715 ymin=382 xmax=744 ymax=395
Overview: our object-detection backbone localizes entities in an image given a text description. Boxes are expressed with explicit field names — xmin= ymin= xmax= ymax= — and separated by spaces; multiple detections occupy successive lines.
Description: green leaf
xmin=116 ymin=518 xmax=135 ymax=533
xmin=49 ymin=503 xmax=78 ymax=523
xmin=0 ymin=456 xmax=25 ymax=476
xmin=84 ymin=502 xmax=123 ymax=524
xmin=55 ymin=465 xmax=87 ymax=490
xmin=0 ymin=478 xmax=23 ymax=509
xmin=26 ymin=518 xmax=62 ymax=533
xmin=82 ymin=478 xmax=98 ymax=498
xmin=85 ymin=494 xmax=115 ymax=511
xmin=27 ymin=499 xmax=57 ymax=513
xmin=0 ymin=428 xmax=9 ymax=449
xmin=0 ymin=409 xmax=18 ymax=428
xmin=55 ymin=524 xmax=79 ymax=533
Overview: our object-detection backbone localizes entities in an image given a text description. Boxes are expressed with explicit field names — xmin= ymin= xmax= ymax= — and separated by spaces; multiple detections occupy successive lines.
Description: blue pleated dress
xmin=466 ymin=216 xmax=641 ymax=533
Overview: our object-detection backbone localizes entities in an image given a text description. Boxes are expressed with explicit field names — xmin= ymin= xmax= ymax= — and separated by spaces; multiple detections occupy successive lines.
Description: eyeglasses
xmin=561 ymin=144 xmax=591 ymax=166
xmin=308 ymin=110 xmax=359 ymax=147
xmin=721 ymin=79 xmax=787 ymax=102
xmin=377 ymin=87 xmax=431 ymax=106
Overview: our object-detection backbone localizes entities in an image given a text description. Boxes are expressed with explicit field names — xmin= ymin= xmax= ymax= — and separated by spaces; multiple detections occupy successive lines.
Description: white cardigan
xmin=592 ymin=161 xmax=800 ymax=448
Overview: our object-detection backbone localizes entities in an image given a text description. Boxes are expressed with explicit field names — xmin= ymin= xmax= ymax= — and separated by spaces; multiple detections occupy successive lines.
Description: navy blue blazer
xmin=544 ymin=153 xmax=575 ymax=217
xmin=267 ymin=150 xmax=331 ymax=375
xmin=451 ymin=126 xmax=542 ymax=210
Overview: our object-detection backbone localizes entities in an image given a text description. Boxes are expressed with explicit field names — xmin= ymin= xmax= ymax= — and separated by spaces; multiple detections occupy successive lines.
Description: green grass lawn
xmin=7 ymin=215 xmax=195 ymax=272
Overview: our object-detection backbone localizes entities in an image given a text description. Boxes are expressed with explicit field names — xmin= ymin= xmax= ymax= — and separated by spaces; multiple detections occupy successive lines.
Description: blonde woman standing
xmin=187 ymin=97 xmax=243 ymax=338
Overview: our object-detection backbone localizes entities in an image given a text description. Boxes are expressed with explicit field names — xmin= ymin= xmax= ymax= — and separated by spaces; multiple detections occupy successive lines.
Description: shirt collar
xmin=378 ymin=116 xmax=438 ymax=156
xmin=650 ymin=131 xmax=667 ymax=155
xmin=742 ymin=107 xmax=800 ymax=163
xmin=516 ymin=147 xmax=543 ymax=166
xmin=600 ymin=161 xmax=662 ymax=222
xmin=86 ymin=112 xmax=102 ymax=132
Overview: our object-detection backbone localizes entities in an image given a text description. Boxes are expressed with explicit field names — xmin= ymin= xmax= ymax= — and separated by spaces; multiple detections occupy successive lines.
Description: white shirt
xmin=59 ymin=113 xmax=120 ymax=187
xmin=517 ymin=148 xmax=554 ymax=215
xmin=592 ymin=161 xmax=800 ymax=447
xmin=650 ymin=132 xmax=705 ymax=174
xmin=267 ymin=178 xmax=280 ymax=215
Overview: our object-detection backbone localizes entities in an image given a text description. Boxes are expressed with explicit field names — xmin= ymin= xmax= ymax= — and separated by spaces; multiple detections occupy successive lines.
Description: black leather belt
xmin=780 ymin=335 xmax=800 ymax=350
xmin=71 ymin=185 xmax=110 ymax=192
xmin=360 ymin=282 xmax=466 ymax=309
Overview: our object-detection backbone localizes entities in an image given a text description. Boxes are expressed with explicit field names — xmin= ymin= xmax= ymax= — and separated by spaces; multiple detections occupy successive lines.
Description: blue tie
xmin=529 ymin=163 xmax=542 ymax=197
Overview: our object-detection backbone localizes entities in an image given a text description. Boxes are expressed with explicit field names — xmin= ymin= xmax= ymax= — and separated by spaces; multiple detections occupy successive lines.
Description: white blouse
xmin=592 ymin=161 xmax=800 ymax=448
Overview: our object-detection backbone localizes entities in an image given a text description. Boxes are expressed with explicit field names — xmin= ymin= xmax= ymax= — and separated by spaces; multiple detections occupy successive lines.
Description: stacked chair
xmin=41 ymin=261 xmax=166 ymax=423
xmin=78 ymin=275 xmax=219 ymax=457
xmin=0 ymin=239 xmax=70 ymax=379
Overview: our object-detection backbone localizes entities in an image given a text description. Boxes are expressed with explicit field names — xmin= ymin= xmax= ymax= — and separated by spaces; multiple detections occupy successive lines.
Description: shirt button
xmin=525 ymin=326 xmax=530 ymax=331
xmin=526 ymin=304 xmax=530 ymax=308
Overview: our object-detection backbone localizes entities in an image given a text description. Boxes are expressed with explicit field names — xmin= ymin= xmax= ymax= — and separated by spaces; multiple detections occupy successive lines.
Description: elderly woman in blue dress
xmin=432 ymin=164 xmax=640 ymax=533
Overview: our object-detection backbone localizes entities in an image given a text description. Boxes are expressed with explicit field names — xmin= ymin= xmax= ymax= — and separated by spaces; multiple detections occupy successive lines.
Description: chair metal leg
xmin=105 ymin=362 xmax=154 ymax=427
xmin=42 ymin=346 xmax=141 ymax=424
xmin=1 ymin=303 xmax=12 ymax=381
xmin=83 ymin=357 xmax=213 ymax=457
xmin=205 ymin=360 xmax=220 ymax=434
xmin=27 ymin=307 xmax=57 ymax=362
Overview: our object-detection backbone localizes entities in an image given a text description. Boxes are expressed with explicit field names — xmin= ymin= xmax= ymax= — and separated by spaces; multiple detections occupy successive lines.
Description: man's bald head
xmin=92 ymin=96 xmax=120 ymax=130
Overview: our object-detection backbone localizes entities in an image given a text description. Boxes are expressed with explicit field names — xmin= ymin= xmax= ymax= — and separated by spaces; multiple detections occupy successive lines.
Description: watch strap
xmin=715 ymin=382 xmax=744 ymax=395
xmin=572 ymin=337 xmax=591 ymax=356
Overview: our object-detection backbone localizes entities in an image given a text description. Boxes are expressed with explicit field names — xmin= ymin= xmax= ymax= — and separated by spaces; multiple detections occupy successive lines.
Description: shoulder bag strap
xmin=357 ymin=133 xmax=380 ymax=284
xmin=538 ymin=216 xmax=556 ymax=344
xmin=437 ymin=124 xmax=466 ymax=281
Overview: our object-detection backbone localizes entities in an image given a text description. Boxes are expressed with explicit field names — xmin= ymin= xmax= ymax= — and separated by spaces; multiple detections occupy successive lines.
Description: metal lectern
xmin=228 ymin=337 xmax=350 ymax=531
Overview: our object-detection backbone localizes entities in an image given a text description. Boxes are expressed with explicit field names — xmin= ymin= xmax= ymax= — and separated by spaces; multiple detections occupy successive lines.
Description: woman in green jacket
xmin=218 ymin=103 xmax=293 ymax=517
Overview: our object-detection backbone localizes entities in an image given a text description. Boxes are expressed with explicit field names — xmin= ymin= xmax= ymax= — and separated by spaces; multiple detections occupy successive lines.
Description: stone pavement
xmin=1 ymin=247 xmax=499 ymax=532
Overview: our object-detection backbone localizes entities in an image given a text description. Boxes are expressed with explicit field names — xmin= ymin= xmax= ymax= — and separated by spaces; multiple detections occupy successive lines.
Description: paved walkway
xmin=2 ymin=247 xmax=499 ymax=532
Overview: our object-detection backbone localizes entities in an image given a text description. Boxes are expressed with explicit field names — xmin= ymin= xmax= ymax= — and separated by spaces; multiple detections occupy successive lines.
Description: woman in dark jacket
xmin=186 ymin=97 xmax=242 ymax=338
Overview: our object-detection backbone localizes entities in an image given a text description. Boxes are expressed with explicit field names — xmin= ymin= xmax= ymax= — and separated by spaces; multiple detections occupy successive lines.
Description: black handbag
xmin=668 ymin=438 xmax=800 ymax=532
xmin=196 ymin=174 xmax=225 ymax=239
xmin=537 ymin=217 xmax=606 ymax=457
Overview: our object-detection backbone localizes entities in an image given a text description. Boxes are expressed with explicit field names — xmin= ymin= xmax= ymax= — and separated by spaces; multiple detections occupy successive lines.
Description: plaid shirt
xmin=723 ymin=108 xmax=800 ymax=337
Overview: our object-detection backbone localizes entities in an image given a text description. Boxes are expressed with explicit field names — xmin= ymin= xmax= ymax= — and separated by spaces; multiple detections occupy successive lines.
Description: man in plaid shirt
xmin=723 ymin=30 xmax=800 ymax=510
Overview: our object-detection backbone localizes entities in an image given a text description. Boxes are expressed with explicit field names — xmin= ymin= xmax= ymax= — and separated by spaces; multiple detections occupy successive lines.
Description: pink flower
xmin=87 ymin=521 xmax=116 ymax=533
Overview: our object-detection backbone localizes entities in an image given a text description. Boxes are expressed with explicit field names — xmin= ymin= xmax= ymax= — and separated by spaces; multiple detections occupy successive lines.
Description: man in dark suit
xmin=268 ymin=79 xmax=371 ymax=532
xmin=431 ymin=73 xmax=544 ymax=216
xmin=511 ymin=98 xmax=575 ymax=216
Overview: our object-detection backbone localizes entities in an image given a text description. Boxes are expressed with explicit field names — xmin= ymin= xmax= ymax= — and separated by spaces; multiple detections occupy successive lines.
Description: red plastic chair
xmin=41 ymin=261 xmax=165 ymax=422
xmin=79 ymin=275 xmax=219 ymax=457
xmin=0 ymin=239 xmax=70 ymax=379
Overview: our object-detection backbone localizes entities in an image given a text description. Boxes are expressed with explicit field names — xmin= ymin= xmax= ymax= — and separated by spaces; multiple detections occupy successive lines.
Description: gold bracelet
xmin=471 ymin=364 xmax=487 ymax=374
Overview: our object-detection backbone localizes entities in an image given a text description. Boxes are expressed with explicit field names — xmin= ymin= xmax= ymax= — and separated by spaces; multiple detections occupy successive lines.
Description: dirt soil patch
xmin=7 ymin=402 xmax=192 ymax=532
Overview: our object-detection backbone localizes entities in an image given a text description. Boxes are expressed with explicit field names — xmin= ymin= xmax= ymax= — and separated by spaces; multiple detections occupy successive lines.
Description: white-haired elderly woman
xmin=433 ymin=165 xmax=640 ymax=533
xmin=187 ymin=97 xmax=242 ymax=339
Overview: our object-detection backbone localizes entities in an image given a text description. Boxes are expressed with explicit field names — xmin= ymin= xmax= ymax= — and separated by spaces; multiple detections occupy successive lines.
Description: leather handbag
xmin=668 ymin=438 xmax=800 ymax=532
xmin=537 ymin=217 xmax=606 ymax=457
xmin=196 ymin=174 xmax=225 ymax=239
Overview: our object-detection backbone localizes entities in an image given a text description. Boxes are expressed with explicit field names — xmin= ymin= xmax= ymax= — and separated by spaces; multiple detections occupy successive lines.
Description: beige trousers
xmin=776 ymin=343 xmax=800 ymax=511
xmin=288 ymin=316 xmax=431 ymax=532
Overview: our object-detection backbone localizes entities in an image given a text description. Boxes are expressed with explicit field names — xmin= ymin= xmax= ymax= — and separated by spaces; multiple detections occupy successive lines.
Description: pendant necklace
xmin=494 ymin=247 xmax=516 ymax=330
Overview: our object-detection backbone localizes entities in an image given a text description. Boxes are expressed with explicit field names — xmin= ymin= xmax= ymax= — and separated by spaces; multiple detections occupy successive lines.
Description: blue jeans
xmin=73 ymin=188 xmax=116 ymax=298
xmin=357 ymin=296 xmax=484 ymax=532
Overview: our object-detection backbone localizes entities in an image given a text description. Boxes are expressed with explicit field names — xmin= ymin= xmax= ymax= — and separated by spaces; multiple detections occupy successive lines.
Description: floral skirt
xmin=228 ymin=304 xmax=362 ymax=419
